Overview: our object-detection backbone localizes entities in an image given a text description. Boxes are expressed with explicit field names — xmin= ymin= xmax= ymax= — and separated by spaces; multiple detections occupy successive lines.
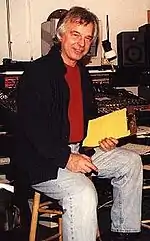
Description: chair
xmin=141 ymin=164 xmax=150 ymax=229
xmin=29 ymin=191 xmax=63 ymax=241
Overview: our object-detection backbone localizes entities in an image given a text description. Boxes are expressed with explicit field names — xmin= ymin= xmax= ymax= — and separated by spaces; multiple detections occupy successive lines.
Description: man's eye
xmin=85 ymin=37 xmax=92 ymax=42
xmin=72 ymin=33 xmax=80 ymax=38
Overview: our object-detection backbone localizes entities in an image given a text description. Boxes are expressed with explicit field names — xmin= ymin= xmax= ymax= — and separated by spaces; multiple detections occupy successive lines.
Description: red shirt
xmin=65 ymin=64 xmax=84 ymax=143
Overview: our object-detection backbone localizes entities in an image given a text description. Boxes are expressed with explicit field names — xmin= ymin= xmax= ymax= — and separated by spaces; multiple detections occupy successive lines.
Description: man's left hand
xmin=98 ymin=137 xmax=118 ymax=152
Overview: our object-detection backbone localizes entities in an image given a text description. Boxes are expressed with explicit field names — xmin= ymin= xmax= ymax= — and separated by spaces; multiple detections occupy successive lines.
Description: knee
xmin=76 ymin=177 xmax=98 ymax=209
xmin=125 ymin=151 xmax=142 ymax=174
xmin=63 ymin=177 xmax=98 ymax=215
xmin=130 ymin=151 xmax=142 ymax=168
xmin=83 ymin=179 xmax=98 ymax=204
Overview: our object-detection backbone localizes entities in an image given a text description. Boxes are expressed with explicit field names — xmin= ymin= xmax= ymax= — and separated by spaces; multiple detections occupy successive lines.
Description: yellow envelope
xmin=83 ymin=108 xmax=130 ymax=147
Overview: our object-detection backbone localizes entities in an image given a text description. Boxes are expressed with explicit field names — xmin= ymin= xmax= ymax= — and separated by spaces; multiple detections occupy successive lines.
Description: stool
xmin=29 ymin=191 xmax=63 ymax=241
xmin=141 ymin=164 xmax=150 ymax=229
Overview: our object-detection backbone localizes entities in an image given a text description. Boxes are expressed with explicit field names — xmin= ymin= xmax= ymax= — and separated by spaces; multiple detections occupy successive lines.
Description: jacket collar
xmin=47 ymin=44 xmax=84 ymax=73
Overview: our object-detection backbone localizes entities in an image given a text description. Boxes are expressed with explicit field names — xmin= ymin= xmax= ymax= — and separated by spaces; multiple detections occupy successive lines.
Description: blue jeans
xmin=32 ymin=145 xmax=143 ymax=241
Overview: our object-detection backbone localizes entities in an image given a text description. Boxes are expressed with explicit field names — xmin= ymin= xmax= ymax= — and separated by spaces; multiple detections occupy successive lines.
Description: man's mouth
xmin=74 ymin=49 xmax=84 ymax=55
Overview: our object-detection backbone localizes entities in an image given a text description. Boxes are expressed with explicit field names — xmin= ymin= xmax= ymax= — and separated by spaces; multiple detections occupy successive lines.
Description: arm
xmin=17 ymin=65 xmax=70 ymax=169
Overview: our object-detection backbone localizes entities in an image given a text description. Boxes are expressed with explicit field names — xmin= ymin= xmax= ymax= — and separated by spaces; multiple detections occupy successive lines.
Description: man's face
xmin=60 ymin=20 xmax=94 ymax=66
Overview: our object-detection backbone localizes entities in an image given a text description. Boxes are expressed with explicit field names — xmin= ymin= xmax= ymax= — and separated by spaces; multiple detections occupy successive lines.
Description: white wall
xmin=0 ymin=1 xmax=9 ymax=63
xmin=0 ymin=0 xmax=150 ymax=63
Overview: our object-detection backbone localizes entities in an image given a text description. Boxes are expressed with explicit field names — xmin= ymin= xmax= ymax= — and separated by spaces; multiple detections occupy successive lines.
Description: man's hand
xmin=66 ymin=153 xmax=98 ymax=173
xmin=98 ymin=137 xmax=118 ymax=151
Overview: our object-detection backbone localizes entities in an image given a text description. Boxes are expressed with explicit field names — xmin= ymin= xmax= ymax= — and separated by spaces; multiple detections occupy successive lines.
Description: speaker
xmin=139 ymin=24 xmax=150 ymax=68
xmin=117 ymin=31 xmax=145 ymax=68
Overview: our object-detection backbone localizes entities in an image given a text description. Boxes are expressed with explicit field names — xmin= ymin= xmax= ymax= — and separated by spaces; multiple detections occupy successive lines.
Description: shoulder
xmin=17 ymin=55 xmax=50 ymax=92
xmin=28 ymin=54 xmax=52 ymax=73
xmin=25 ymin=45 xmax=64 ymax=77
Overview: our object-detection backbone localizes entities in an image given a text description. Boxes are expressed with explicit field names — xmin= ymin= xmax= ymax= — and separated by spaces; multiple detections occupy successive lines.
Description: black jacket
xmin=15 ymin=45 xmax=97 ymax=184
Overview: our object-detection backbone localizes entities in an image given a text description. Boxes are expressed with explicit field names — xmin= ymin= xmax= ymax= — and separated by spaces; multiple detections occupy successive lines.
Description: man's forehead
xmin=66 ymin=19 xmax=94 ymax=31
xmin=67 ymin=17 xmax=92 ymax=26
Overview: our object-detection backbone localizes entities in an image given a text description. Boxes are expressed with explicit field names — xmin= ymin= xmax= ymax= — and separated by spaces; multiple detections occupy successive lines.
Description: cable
xmin=98 ymin=200 xmax=113 ymax=210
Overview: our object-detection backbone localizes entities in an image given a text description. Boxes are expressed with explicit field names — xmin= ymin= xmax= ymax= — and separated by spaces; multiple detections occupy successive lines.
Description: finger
xmin=100 ymin=139 xmax=112 ymax=148
xmin=99 ymin=138 xmax=117 ymax=150
xmin=80 ymin=166 xmax=93 ymax=173
xmin=99 ymin=141 xmax=109 ymax=151
xmin=105 ymin=138 xmax=116 ymax=148
xmin=99 ymin=140 xmax=114 ymax=151
xmin=81 ymin=154 xmax=92 ymax=162
xmin=81 ymin=163 xmax=97 ymax=173
xmin=85 ymin=161 xmax=98 ymax=172
xmin=109 ymin=137 xmax=119 ymax=145
xmin=78 ymin=159 xmax=98 ymax=173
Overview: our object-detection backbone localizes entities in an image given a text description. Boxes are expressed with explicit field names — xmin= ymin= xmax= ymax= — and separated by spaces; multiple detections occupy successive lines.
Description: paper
xmin=83 ymin=108 xmax=130 ymax=147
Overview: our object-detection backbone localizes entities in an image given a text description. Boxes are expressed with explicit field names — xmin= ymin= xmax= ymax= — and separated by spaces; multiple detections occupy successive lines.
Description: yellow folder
xmin=83 ymin=108 xmax=130 ymax=147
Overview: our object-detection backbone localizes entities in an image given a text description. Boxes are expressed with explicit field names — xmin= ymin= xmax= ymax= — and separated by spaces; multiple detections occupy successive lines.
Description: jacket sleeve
xmin=16 ymin=64 xmax=71 ymax=169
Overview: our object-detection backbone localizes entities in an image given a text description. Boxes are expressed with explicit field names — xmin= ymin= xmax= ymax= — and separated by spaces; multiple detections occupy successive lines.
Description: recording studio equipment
xmin=84 ymin=22 xmax=102 ymax=67
xmin=0 ymin=68 xmax=23 ymax=116
xmin=111 ymin=67 xmax=150 ymax=87
xmin=88 ymin=66 xmax=116 ymax=85
xmin=47 ymin=9 xmax=68 ymax=21
xmin=102 ymin=15 xmax=116 ymax=61
xmin=139 ymin=24 xmax=150 ymax=68
xmin=0 ymin=70 xmax=20 ymax=138
xmin=0 ymin=61 xmax=25 ymax=134
xmin=92 ymin=83 xmax=149 ymax=115
xmin=0 ymin=89 xmax=17 ymax=113
xmin=138 ymin=85 xmax=150 ymax=102
xmin=41 ymin=9 xmax=67 ymax=56
xmin=117 ymin=31 xmax=146 ymax=68
xmin=0 ymin=58 xmax=30 ymax=72
xmin=0 ymin=58 xmax=30 ymax=90
xmin=0 ymin=71 xmax=23 ymax=90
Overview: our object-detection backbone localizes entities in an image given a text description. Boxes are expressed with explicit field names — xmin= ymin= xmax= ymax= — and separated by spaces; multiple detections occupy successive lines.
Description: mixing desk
xmin=93 ymin=83 xmax=150 ymax=115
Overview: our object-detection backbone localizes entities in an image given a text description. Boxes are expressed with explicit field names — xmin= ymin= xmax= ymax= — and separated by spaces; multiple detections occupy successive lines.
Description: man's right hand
xmin=66 ymin=153 xmax=98 ymax=174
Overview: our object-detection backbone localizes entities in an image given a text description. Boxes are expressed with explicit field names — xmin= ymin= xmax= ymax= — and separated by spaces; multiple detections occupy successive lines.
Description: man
xmin=15 ymin=6 xmax=143 ymax=241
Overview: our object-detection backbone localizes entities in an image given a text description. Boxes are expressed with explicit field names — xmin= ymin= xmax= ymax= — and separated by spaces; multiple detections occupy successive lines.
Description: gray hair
xmin=55 ymin=6 xmax=99 ymax=42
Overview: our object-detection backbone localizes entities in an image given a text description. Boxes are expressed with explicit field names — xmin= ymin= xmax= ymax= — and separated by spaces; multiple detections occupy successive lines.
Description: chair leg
xmin=29 ymin=192 xmax=41 ymax=241
xmin=58 ymin=216 xmax=63 ymax=241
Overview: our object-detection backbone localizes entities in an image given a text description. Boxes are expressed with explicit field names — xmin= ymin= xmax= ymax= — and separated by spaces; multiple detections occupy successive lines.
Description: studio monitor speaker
xmin=117 ymin=31 xmax=145 ymax=68
xmin=139 ymin=24 xmax=150 ymax=68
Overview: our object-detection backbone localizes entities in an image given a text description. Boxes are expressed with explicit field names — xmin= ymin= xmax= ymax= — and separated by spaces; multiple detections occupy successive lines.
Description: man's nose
xmin=78 ymin=37 xmax=85 ymax=46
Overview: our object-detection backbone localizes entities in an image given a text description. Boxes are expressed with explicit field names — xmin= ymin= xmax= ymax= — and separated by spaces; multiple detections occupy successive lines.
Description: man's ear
xmin=56 ymin=32 xmax=63 ymax=42
xmin=52 ymin=34 xmax=60 ymax=45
